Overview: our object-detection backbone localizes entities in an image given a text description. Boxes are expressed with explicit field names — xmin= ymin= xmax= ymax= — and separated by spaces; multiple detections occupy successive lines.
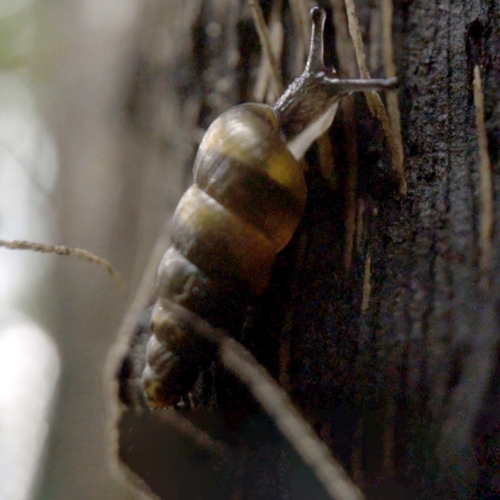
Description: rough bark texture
xmin=111 ymin=0 xmax=500 ymax=499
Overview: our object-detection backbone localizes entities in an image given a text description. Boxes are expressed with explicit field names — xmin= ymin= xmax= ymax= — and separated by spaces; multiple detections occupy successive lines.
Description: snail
xmin=142 ymin=6 xmax=397 ymax=408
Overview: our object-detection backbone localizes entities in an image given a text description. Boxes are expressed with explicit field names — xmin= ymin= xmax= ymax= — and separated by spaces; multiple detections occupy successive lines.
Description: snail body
xmin=142 ymin=7 xmax=397 ymax=407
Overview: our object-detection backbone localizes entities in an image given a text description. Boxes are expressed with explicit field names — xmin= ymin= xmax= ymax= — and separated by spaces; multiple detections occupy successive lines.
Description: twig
xmin=249 ymin=0 xmax=284 ymax=96
xmin=361 ymin=244 xmax=372 ymax=313
xmin=143 ymin=297 xmax=366 ymax=499
xmin=381 ymin=0 xmax=406 ymax=194
xmin=289 ymin=0 xmax=311 ymax=58
xmin=344 ymin=0 xmax=406 ymax=194
xmin=0 ymin=238 xmax=124 ymax=286
xmin=342 ymin=95 xmax=360 ymax=273
xmin=106 ymin=222 xmax=171 ymax=410
xmin=105 ymin=222 xmax=173 ymax=486
xmin=253 ymin=0 xmax=284 ymax=104
xmin=330 ymin=0 xmax=360 ymax=274
xmin=154 ymin=408 xmax=229 ymax=458
xmin=331 ymin=0 xmax=359 ymax=77
xmin=473 ymin=66 xmax=494 ymax=291
xmin=157 ymin=296 xmax=366 ymax=499
xmin=220 ymin=336 xmax=366 ymax=500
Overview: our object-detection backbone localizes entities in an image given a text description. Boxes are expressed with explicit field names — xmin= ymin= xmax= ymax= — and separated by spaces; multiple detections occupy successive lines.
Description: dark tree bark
xmin=112 ymin=0 xmax=500 ymax=499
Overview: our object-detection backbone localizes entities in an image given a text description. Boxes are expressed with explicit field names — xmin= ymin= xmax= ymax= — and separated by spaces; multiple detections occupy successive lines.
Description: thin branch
xmin=253 ymin=0 xmax=284 ymax=104
xmin=473 ymin=66 xmax=494 ymax=291
xmin=344 ymin=0 xmax=406 ymax=194
xmin=381 ymin=0 xmax=406 ymax=194
xmin=150 ymin=297 xmax=366 ymax=500
xmin=105 ymin=222 xmax=172 ymax=482
xmin=361 ymin=244 xmax=372 ymax=313
xmin=0 ymin=238 xmax=124 ymax=286
xmin=289 ymin=0 xmax=311 ymax=58
xmin=154 ymin=408 xmax=230 ymax=458
xmin=106 ymin=222 xmax=171 ymax=407
xmin=135 ymin=292 xmax=367 ymax=499
xmin=330 ymin=0 xmax=360 ymax=274
xmin=342 ymin=95 xmax=360 ymax=273
xmin=219 ymin=335 xmax=366 ymax=500
xmin=249 ymin=0 xmax=284 ymax=96
xmin=331 ymin=0 xmax=359 ymax=77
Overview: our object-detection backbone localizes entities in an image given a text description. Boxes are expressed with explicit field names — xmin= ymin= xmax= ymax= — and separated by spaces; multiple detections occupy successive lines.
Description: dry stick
xmin=249 ymin=0 xmax=284 ymax=96
xmin=153 ymin=408 xmax=229 ymax=458
xmin=381 ymin=0 xmax=406 ymax=195
xmin=343 ymin=0 xmax=375 ymax=112
xmin=0 ymin=238 xmax=124 ymax=286
xmin=361 ymin=244 xmax=372 ymax=313
xmin=253 ymin=0 xmax=284 ymax=104
xmin=331 ymin=0 xmax=360 ymax=77
xmin=344 ymin=0 xmax=406 ymax=194
xmin=105 ymin=223 xmax=170 ymax=454
xmin=289 ymin=0 xmax=311 ymax=58
xmin=342 ymin=95 xmax=361 ymax=273
xmin=106 ymin=223 xmax=170 ymax=393
xmin=318 ymin=128 xmax=336 ymax=182
xmin=473 ymin=66 xmax=494 ymax=291
xmin=355 ymin=198 xmax=365 ymax=252
xmin=330 ymin=0 xmax=361 ymax=274
xmin=220 ymin=336 xmax=366 ymax=500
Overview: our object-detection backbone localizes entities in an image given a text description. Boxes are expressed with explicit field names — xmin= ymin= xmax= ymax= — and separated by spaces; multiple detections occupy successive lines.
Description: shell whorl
xmin=194 ymin=104 xmax=307 ymax=252
xmin=142 ymin=104 xmax=307 ymax=407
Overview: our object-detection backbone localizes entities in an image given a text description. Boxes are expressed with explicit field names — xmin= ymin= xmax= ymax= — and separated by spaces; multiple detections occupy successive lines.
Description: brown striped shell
xmin=142 ymin=104 xmax=307 ymax=407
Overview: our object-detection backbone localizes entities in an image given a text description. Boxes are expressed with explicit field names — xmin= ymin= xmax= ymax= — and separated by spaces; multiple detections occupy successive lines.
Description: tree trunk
xmin=111 ymin=0 xmax=500 ymax=499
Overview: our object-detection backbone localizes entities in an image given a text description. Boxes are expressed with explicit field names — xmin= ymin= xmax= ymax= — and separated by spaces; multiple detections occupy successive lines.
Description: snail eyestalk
xmin=332 ymin=77 xmax=398 ymax=92
xmin=274 ymin=7 xmax=398 ymax=159
xmin=306 ymin=6 xmax=327 ymax=73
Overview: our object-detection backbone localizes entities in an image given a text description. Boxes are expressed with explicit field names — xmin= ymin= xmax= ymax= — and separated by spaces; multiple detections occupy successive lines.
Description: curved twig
xmin=249 ymin=0 xmax=284 ymax=96
xmin=473 ymin=66 xmax=493 ymax=291
xmin=219 ymin=335 xmax=365 ymax=500
xmin=0 ymin=238 xmax=124 ymax=286
xmin=344 ymin=0 xmax=406 ymax=194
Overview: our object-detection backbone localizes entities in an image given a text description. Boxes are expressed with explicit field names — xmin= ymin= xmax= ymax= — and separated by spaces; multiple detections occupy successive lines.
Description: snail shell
xmin=142 ymin=7 xmax=398 ymax=408
xmin=142 ymin=104 xmax=307 ymax=407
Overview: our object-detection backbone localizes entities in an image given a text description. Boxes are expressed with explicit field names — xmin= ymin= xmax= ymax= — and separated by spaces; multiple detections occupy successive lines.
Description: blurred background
xmin=0 ymin=0 xmax=194 ymax=498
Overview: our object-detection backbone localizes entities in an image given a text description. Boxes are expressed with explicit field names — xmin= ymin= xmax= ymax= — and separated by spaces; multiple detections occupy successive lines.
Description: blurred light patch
xmin=82 ymin=0 xmax=139 ymax=30
xmin=0 ymin=313 xmax=60 ymax=500
xmin=0 ymin=73 xmax=59 ymax=306
xmin=0 ymin=0 xmax=34 ymax=20
xmin=0 ymin=13 xmax=62 ymax=500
